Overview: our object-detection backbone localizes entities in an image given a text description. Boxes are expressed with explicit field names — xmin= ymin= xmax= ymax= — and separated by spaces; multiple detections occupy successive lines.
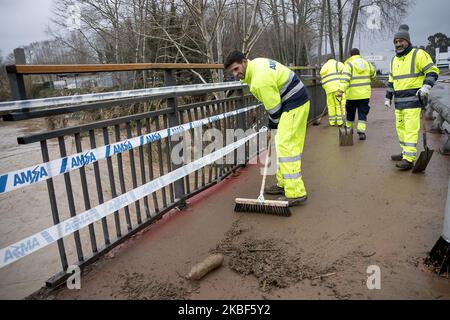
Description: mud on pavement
xmin=115 ymin=272 xmax=188 ymax=300
xmin=212 ymin=221 xmax=335 ymax=293
xmin=102 ymin=221 xmax=338 ymax=299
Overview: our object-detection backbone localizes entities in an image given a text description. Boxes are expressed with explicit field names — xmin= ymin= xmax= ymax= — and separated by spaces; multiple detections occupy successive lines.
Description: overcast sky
xmin=0 ymin=0 xmax=449 ymax=70
xmin=0 ymin=0 xmax=54 ymax=58
xmin=356 ymin=0 xmax=450 ymax=72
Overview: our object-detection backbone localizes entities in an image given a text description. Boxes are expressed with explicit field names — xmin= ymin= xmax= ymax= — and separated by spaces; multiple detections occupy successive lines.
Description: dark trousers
xmin=346 ymin=99 xmax=370 ymax=133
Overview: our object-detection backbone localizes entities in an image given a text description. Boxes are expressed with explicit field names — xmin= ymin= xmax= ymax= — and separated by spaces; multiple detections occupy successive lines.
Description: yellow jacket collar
xmin=242 ymin=59 xmax=253 ymax=84
xmin=345 ymin=55 xmax=361 ymax=63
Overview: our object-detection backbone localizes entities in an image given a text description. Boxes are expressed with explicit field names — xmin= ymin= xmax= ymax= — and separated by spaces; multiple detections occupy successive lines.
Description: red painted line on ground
xmin=109 ymin=152 xmax=265 ymax=251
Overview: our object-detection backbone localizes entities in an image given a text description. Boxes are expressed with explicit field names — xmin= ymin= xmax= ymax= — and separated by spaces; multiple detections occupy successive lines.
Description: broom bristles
xmin=234 ymin=198 xmax=291 ymax=217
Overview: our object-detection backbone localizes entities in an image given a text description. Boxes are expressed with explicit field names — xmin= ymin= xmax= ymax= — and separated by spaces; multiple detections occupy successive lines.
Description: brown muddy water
xmin=0 ymin=117 xmax=170 ymax=299
xmin=0 ymin=118 xmax=62 ymax=299
xmin=0 ymin=116 xmax=242 ymax=299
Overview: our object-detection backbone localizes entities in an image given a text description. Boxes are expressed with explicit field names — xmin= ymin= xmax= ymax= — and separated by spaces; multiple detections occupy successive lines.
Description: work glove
xmin=384 ymin=99 xmax=391 ymax=109
xmin=417 ymin=84 xmax=431 ymax=98
xmin=416 ymin=84 xmax=431 ymax=107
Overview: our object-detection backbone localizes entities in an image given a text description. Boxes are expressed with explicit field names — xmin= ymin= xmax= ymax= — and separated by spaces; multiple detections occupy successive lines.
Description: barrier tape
xmin=0 ymin=129 xmax=263 ymax=268
xmin=0 ymin=104 xmax=261 ymax=194
xmin=0 ymin=82 xmax=245 ymax=112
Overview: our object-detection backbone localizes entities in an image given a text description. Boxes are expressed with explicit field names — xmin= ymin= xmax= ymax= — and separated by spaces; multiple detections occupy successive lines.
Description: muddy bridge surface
xmin=14 ymin=87 xmax=447 ymax=300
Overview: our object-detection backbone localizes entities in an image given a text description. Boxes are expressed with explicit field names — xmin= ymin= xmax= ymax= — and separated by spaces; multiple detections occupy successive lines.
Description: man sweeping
xmin=385 ymin=24 xmax=440 ymax=170
xmin=224 ymin=51 xmax=310 ymax=206
xmin=320 ymin=55 xmax=346 ymax=126
xmin=337 ymin=48 xmax=376 ymax=141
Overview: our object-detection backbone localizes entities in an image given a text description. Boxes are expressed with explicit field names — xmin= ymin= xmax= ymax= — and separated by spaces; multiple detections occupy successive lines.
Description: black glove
xmin=418 ymin=94 xmax=428 ymax=109
xmin=268 ymin=120 xmax=278 ymax=130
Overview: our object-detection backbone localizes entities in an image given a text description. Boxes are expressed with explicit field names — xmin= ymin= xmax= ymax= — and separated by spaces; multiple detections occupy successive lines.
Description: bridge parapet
xmin=0 ymin=70 xmax=326 ymax=291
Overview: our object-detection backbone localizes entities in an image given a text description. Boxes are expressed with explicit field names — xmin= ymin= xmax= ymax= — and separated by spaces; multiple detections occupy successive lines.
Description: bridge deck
xmin=35 ymin=88 xmax=450 ymax=299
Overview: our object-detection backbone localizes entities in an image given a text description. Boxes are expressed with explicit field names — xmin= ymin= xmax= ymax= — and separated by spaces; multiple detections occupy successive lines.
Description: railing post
xmin=6 ymin=48 xmax=27 ymax=100
xmin=237 ymin=88 xmax=247 ymax=166
xmin=312 ymin=66 xmax=317 ymax=85
xmin=164 ymin=69 xmax=186 ymax=208
xmin=237 ymin=88 xmax=246 ymax=129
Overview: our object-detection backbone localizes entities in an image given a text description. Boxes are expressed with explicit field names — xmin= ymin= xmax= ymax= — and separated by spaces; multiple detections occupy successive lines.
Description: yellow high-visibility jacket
xmin=339 ymin=55 xmax=376 ymax=100
xmin=386 ymin=47 xmax=440 ymax=109
xmin=320 ymin=59 xmax=345 ymax=93
xmin=242 ymin=58 xmax=309 ymax=129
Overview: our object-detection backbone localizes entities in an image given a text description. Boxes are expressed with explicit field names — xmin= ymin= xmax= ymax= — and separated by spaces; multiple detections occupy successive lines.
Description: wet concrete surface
xmin=35 ymin=88 xmax=450 ymax=300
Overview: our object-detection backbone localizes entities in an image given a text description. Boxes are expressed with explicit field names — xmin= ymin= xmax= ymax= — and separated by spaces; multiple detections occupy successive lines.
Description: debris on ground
xmin=116 ymin=272 xmax=187 ymax=300
xmin=213 ymin=222 xmax=335 ymax=292
xmin=186 ymin=254 xmax=224 ymax=281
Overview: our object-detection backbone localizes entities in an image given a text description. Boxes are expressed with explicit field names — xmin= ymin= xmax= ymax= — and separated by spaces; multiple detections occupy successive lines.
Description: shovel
xmin=412 ymin=96 xmax=434 ymax=173
xmin=336 ymin=96 xmax=353 ymax=146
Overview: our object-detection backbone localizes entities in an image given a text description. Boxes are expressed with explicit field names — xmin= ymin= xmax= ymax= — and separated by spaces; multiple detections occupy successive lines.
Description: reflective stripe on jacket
xmin=339 ymin=55 xmax=376 ymax=100
xmin=386 ymin=48 xmax=440 ymax=110
xmin=320 ymin=59 xmax=345 ymax=93
xmin=242 ymin=58 xmax=309 ymax=129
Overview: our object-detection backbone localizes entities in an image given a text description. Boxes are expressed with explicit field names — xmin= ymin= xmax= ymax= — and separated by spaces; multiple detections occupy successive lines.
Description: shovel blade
xmin=339 ymin=127 xmax=354 ymax=146
xmin=412 ymin=148 xmax=434 ymax=173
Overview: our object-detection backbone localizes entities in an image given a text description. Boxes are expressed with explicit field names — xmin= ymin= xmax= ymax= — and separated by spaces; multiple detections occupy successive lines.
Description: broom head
xmin=234 ymin=198 xmax=291 ymax=217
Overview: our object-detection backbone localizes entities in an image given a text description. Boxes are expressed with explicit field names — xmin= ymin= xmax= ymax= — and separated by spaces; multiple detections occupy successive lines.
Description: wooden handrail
xmin=289 ymin=66 xmax=319 ymax=71
xmin=6 ymin=63 xmax=319 ymax=75
xmin=6 ymin=63 xmax=225 ymax=75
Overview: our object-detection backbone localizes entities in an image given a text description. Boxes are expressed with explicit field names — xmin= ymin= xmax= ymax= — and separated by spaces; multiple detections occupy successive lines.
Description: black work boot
xmin=278 ymin=195 xmax=308 ymax=207
xmin=264 ymin=184 xmax=284 ymax=195
xmin=358 ymin=132 xmax=366 ymax=140
xmin=391 ymin=154 xmax=403 ymax=161
xmin=396 ymin=159 xmax=414 ymax=171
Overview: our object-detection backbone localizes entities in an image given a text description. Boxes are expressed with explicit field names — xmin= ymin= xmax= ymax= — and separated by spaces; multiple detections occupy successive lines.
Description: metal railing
xmin=0 ymin=64 xmax=325 ymax=290
xmin=4 ymin=84 xmax=259 ymax=287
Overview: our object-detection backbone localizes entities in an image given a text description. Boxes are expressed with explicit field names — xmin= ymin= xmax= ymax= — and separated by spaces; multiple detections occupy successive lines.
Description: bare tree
xmin=317 ymin=0 xmax=326 ymax=65
xmin=269 ymin=0 xmax=284 ymax=62
xmin=37 ymin=0 xmax=415 ymax=88
xmin=180 ymin=0 xmax=228 ymax=83
xmin=326 ymin=0 xmax=336 ymax=59
xmin=0 ymin=52 xmax=12 ymax=101
xmin=336 ymin=0 xmax=344 ymax=61
xmin=241 ymin=0 xmax=270 ymax=55
xmin=344 ymin=0 xmax=360 ymax=57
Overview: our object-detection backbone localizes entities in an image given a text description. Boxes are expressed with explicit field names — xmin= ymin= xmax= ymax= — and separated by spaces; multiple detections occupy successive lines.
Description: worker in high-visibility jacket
xmin=385 ymin=25 xmax=440 ymax=170
xmin=337 ymin=48 xmax=376 ymax=140
xmin=320 ymin=56 xmax=346 ymax=126
xmin=225 ymin=51 xmax=310 ymax=206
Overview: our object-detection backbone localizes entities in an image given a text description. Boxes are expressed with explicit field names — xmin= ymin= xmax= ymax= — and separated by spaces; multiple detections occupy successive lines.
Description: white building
xmin=436 ymin=47 xmax=450 ymax=69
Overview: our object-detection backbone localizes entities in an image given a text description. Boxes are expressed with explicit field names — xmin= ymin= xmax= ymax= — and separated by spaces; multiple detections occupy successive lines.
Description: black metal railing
xmin=0 ymin=65 xmax=325 ymax=290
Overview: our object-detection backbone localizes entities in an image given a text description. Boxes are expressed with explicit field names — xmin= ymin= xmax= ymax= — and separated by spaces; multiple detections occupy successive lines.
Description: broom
xmin=234 ymin=134 xmax=291 ymax=217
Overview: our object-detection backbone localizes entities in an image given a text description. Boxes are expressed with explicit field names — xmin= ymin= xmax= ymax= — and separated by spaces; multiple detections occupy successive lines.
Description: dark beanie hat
xmin=394 ymin=24 xmax=411 ymax=43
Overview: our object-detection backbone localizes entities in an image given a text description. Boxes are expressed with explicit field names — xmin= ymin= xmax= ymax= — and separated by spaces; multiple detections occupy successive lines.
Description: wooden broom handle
xmin=259 ymin=134 xmax=272 ymax=196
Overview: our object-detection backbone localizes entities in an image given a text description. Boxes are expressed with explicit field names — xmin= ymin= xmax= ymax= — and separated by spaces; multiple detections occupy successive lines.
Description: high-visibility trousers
xmin=345 ymin=99 xmax=370 ymax=133
xmin=395 ymin=108 xmax=421 ymax=162
xmin=326 ymin=92 xmax=345 ymax=125
xmin=274 ymin=101 xmax=310 ymax=198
